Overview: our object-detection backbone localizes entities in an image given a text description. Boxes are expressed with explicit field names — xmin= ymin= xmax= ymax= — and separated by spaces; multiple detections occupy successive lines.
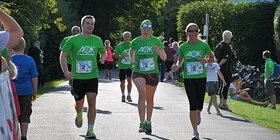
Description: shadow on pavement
xmin=220 ymin=115 xmax=250 ymax=123
xmin=142 ymin=134 xmax=170 ymax=140
xmin=201 ymin=137 xmax=214 ymax=140
xmin=98 ymin=79 xmax=119 ymax=83
xmin=44 ymin=85 xmax=70 ymax=93
xmin=97 ymin=109 xmax=112 ymax=115
xmin=125 ymin=102 xmax=164 ymax=110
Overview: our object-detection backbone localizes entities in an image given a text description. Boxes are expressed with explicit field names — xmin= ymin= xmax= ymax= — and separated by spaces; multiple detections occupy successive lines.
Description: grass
xmin=204 ymin=95 xmax=280 ymax=132
xmin=175 ymin=81 xmax=280 ymax=132
xmin=37 ymin=79 xmax=66 ymax=96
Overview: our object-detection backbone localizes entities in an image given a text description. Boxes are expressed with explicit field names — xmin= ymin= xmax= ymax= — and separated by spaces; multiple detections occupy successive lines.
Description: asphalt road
xmin=28 ymin=70 xmax=280 ymax=140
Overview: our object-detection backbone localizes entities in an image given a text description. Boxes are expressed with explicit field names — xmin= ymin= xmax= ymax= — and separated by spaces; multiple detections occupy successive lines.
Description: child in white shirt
xmin=206 ymin=56 xmax=226 ymax=115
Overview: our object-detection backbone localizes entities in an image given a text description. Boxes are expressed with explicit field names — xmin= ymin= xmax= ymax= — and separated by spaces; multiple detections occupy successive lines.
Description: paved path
xmin=28 ymin=70 xmax=280 ymax=140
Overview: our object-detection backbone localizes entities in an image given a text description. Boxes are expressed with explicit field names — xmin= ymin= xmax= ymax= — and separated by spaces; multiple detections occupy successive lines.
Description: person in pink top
xmin=104 ymin=39 xmax=114 ymax=80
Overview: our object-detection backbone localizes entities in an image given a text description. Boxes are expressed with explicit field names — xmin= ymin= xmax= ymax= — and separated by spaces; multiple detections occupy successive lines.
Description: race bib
xmin=186 ymin=62 xmax=203 ymax=75
xmin=139 ymin=58 xmax=155 ymax=71
xmin=121 ymin=56 xmax=131 ymax=64
xmin=76 ymin=60 xmax=92 ymax=73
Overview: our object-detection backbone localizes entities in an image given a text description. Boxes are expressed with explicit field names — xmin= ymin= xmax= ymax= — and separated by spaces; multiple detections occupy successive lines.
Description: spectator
xmin=0 ymin=10 xmax=24 ymax=51
xmin=228 ymin=74 xmax=269 ymax=107
xmin=215 ymin=30 xmax=233 ymax=111
xmin=28 ymin=40 xmax=44 ymax=87
xmin=206 ymin=55 xmax=226 ymax=115
xmin=262 ymin=50 xmax=276 ymax=109
xmin=163 ymin=40 xmax=176 ymax=83
xmin=11 ymin=37 xmax=38 ymax=140
xmin=172 ymin=41 xmax=180 ymax=83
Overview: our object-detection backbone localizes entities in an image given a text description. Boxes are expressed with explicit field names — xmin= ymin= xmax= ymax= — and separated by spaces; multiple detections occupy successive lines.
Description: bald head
xmin=71 ymin=26 xmax=81 ymax=35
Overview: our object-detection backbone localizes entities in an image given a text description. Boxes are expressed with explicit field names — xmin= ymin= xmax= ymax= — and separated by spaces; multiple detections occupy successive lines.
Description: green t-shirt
xmin=62 ymin=34 xmax=105 ymax=79
xmin=179 ymin=40 xmax=211 ymax=79
xmin=0 ymin=48 xmax=9 ymax=57
xmin=130 ymin=36 xmax=164 ymax=74
xmin=60 ymin=36 xmax=72 ymax=64
xmin=264 ymin=58 xmax=274 ymax=81
xmin=114 ymin=41 xmax=133 ymax=69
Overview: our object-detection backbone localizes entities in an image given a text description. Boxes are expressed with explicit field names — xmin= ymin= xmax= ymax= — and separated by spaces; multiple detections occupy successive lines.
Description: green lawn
xmin=175 ymin=81 xmax=280 ymax=132
xmin=37 ymin=79 xmax=66 ymax=96
xmin=204 ymin=95 xmax=280 ymax=132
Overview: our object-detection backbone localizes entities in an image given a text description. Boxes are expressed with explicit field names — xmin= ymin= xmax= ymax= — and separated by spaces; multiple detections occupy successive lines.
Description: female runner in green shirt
xmin=130 ymin=19 xmax=166 ymax=135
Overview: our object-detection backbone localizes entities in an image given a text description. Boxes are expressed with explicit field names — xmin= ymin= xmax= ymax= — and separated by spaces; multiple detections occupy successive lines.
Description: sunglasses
xmin=141 ymin=24 xmax=152 ymax=28
xmin=187 ymin=29 xmax=198 ymax=33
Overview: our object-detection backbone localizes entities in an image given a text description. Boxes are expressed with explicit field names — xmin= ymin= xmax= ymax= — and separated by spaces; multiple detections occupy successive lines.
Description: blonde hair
xmin=8 ymin=61 xmax=17 ymax=79
xmin=13 ymin=37 xmax=26 ymax=53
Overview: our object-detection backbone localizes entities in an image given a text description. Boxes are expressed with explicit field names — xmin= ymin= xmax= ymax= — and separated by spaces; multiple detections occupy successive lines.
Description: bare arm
xmin=0 ymin=10 xmax=24 ymax=48
xmin=130 ymin=49 xmax=136 ymax=64
xmin=218 ymin=59 xmax=228 ymax=66
xmin=217 ymin=70 xmax=227 ymax=86
xmin=155 ymin=46 xmax=167 ymax=61
xmin=59 ymin=51 xmax=72 ymax=80
xmin=99 ymin=51 xmax=106 ymax=64
xmin=32 ymin=77 xmax=38 ymax=101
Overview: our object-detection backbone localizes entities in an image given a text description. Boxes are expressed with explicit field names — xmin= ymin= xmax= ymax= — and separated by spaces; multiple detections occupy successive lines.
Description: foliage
xmin=177 ymin=1 xmax=277 ymax=66
xmin=65 ymin=0 xmax=167 ymax=45
xmin=273 ymin=4 xmax=280 ymax=59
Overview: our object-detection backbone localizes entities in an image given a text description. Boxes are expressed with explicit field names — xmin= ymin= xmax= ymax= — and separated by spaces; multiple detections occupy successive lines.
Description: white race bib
xmin=121 ymin=56 xmax=131 ymax=64
xmin=186 ymin=62 xmax=203 ymax=75
xmin=139 ymin=58 xmax=155 ymax=71
xmin=76 ymin=60 xmax=92 ymax=73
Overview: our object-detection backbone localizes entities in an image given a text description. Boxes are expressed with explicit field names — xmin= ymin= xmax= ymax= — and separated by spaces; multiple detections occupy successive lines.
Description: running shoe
xmin=139 ymin=122 xmax=146 ymax=133
xmin=75 ymin=113 xmax=83 ymax=128
xmin=145 ymin=122 xmax=152 ymax=135
xmin=86 ymin=129 xmax=96 ymax=139
xmin=127 ymin=95 xmax=132 ymax=102
xmin=121 ymin=95 xmax=125 ymax=102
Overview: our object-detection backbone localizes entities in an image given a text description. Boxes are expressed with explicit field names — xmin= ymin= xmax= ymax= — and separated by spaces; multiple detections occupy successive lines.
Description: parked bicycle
xmin=232 ymin=61 xmax=280 ymax=101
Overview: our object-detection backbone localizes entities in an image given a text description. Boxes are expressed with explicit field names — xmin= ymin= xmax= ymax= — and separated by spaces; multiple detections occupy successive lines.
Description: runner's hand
xmin=154 ymin=45 xmax=161 ymax=55
xmin=64 ymin=71 xmax=73 ymax=80
xmin=100 ymin=57 xmax=105 ymax=64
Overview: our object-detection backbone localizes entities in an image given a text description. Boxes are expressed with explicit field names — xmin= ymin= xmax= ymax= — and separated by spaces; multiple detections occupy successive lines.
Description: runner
xmin=172 ymin=23 xmax=214 ymax=140
xmin=113 ymin=31 xmax=133 ymax=102
xmin=59 ymin=25 xmax=81 ymax=94
xmin=59 ymin=15 xmax=106 ymax=139
xmin=130 ymin=19 xmax=166 ymax=135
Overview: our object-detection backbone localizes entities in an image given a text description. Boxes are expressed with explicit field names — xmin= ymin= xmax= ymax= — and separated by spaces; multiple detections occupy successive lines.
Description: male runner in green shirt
xmin=60 ymin=15 xmax=106 ymax=139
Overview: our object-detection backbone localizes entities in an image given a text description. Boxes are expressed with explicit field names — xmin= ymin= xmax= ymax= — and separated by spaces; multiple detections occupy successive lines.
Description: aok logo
xmin=122 ymin=49 xmax=130 ymax=55
xmin=138 ymin=46 xmax=153 ymax=54
xmin=185 ymin=51 xmax=202 ymax=58
xmin=77 ymin=46 xmax=95 ymax=55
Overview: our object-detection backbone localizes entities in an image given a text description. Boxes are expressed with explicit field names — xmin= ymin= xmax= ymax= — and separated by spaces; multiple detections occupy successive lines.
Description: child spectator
xmin=11 ymin=37 xmax=38 ymax=140
xmin=206 ymin=55 xmax=226 ymax=115
xmin=228 ymin=74 xmax=268 ymax=107
xmin=262 ymin=50 xmax=276 ymax=109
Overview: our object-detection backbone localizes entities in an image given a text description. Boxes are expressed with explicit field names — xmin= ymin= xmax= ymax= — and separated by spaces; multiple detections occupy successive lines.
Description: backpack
xmin=272 ymin=62 xmax=280 ymax=79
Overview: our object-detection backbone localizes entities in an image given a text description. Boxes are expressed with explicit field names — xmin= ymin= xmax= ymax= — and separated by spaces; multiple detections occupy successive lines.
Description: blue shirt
xmin=12 ymin=54 xmax=38 ymax=96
